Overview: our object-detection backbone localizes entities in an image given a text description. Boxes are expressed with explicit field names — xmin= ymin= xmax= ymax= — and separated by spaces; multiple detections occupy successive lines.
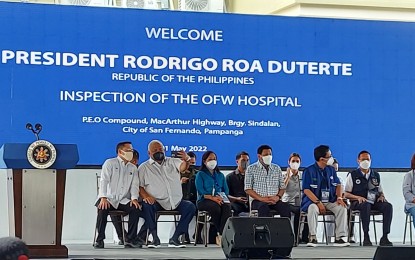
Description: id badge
xmin=321 ymin=189 xmax=330 ymax=203
xmin=367 ymin=190 xmax=377 ymax=204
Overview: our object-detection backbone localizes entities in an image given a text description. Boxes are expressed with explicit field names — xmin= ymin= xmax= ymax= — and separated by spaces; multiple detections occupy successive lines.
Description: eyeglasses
xmin=290 ymin=160 xmax=300 ymax=163
xmin=122 ymin=149 xmax=134 ymax=153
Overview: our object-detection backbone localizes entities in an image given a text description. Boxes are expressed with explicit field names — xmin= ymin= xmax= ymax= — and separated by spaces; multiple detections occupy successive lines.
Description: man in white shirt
xmin=344 ymin=150 xmax=393 ymax=246
xmin=139 ymin=140 xmax=196 ymax=248
xmin=94 ymin=141 xmax=141 ymax=249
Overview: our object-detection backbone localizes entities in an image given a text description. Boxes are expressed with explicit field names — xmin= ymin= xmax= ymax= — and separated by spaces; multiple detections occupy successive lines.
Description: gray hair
xmin=148 ymin=140 xmax=164 ymax=151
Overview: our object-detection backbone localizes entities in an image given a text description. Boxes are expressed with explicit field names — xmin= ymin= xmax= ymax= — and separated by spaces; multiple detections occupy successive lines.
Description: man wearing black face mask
xmin=226 ymin=151 xmax=250 ymax=216
xmin=138 ymin=140 xmax=196 ymax=248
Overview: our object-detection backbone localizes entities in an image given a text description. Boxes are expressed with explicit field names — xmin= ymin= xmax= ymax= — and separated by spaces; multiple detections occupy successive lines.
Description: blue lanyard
xmin=210 ymin=172 xmax=220 ymax=191
xmin=318 ymin=168 xmax=329 ymax=189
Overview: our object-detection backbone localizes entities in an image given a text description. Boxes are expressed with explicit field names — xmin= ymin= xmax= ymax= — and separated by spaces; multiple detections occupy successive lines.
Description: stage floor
xmin=31 ymin=242 xmax=399 ymax=259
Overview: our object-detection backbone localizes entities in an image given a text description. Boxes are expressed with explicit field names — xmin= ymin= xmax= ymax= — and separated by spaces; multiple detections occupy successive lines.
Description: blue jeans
xmin=141 ymin=200 xmax=196 ymax=240
xmin=407 ymin=206 xmax=415 ymax=229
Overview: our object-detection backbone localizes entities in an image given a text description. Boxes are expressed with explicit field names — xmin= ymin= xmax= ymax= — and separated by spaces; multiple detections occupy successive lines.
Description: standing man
xmin=94 ymin=141 xmax=141 ymax=249
xmin=344 ymin=150 xmax=393 ymax=246
xmin=301 ymin=145 xmax=349 ymax=247
xmin=245 ymin=145 xmax=290 ymax=218
xmin=139 ymin=140 xmax=196 ymax=248
xmin=226 ymin=151 xmax=250 ymax=216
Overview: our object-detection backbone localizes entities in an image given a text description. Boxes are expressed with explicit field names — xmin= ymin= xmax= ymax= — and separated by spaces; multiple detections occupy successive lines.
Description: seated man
xmin=226 ymin=151 xmax=250 ymax=216
xmin=94 ymin=141 xmax=141 ymax=249
xmin=138 ymin=140 xmax=196 ymax=248
xmin=245 ymin=145 xmax=290 ymax=218
xmin=111 ymin=149 xmax=140 ymax=245
xmin=301 ymin=145 xmax=349 ymax=247
xmin=344 ymin=150 xmax=393 ymax=246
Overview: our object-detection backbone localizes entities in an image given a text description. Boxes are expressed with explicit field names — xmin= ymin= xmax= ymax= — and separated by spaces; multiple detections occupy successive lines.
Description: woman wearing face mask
xmin=403 ymin=154 xmax=415 ymax=229
xmin=282 ymin=153 xmax=309 ymax=244
xmin=195 ymin=151 xmax=232 ymax=246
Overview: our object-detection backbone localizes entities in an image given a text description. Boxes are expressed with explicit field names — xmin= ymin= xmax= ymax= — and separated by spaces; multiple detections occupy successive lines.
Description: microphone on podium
xmin=34 ymin=123 xmax=42 ymax=134
xmin=25 ymin=123 xmax=33 ymax=131
xmin=26 ymin=122 xmax=42 ymax=140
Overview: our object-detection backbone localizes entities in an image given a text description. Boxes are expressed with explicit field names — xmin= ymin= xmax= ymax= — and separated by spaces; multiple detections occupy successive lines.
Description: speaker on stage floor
xmin=221 ymin=217 xmax=294 ymax=260
xmin=373 ymin=246 xmax=415 ymax=260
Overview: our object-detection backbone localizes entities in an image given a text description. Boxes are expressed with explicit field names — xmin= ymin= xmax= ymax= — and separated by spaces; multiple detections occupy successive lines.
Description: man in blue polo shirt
xmin=301 ymin=145 xmax=349 ymax=247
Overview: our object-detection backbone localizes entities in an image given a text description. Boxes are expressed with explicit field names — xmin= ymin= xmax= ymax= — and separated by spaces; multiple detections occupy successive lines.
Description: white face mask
xmin=122 ymin=151 xmax=133 ymax=162
xmin=359 ymin=160 xmax=371 ymax=170
xmin=262 ymin=155 xmax=272 ymax=165
xmin=206 ymin=160 xmax=217 ymax=170
xmin=326 ymin=157 xmax=334 ymax=166
xmin=290 ymin=162 xmax=300 ymax=170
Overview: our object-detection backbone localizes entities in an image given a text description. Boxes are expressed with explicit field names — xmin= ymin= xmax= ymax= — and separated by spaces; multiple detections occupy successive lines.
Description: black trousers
xmin=350 ymin=201 xmax=393 ymax=235
xmin=110 ymin=215 xmax=127 ymax=241
xmin=197 ymin=200 xmax=232 ymax=235
xmin=95 ymin=199 xmax=141 ymax=242
xmin=230 ymin=201 xmax=249 ymax=216
xmin=251 ymin=200 xmax=291 ymax=218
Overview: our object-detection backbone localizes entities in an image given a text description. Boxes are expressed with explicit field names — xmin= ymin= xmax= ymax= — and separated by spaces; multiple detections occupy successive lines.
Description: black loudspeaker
xmin=221 ymin=217 xmax=294 ymax=259
xmin=373 ymin=246 xmax=415 ymax=260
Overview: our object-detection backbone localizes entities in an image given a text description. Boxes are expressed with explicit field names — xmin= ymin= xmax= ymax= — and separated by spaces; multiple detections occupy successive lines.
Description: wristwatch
xmin=314 ymin=199 xmax=321 ymax=204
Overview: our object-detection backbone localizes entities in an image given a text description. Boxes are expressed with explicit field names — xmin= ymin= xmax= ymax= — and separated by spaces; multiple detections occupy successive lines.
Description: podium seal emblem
xmin=27 ymin=140 xmax=57 ymax=169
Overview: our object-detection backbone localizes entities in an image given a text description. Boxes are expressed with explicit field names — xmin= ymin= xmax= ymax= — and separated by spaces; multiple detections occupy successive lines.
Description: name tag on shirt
xmin=321 ymin=189 xmax=330 ymax=203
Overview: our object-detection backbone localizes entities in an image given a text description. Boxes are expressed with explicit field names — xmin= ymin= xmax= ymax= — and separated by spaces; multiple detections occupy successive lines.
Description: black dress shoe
xmin=363 ymin=239 xmax=372 ymax=246
xmin=183 ymin=233 xmax=191 ymax=244
xmin=93 ymin=240 xmax=104 ymax=249
xmin=379 ymin=237 xmax=393 ymax=246
xmin=118 ymin=239 xmax=124 ymax=245
xmin=124 ymin=240 xmax=142 ymax=248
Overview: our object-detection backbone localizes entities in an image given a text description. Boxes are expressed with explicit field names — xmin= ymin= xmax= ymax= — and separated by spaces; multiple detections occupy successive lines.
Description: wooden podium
xmin=0 ymin=143 xmax=79 ymax=258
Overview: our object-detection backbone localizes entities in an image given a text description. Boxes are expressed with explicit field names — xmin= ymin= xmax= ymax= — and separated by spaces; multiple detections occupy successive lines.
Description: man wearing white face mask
xmin=245 ymin=145 xmax=291 ymax=218
xmin=344 ymin=150 xmax=393 ymax=246
xmin=94 ymin=141 xmax=141 ymax=249
xmin=301 ymin=145 xmax=349 ymax=247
